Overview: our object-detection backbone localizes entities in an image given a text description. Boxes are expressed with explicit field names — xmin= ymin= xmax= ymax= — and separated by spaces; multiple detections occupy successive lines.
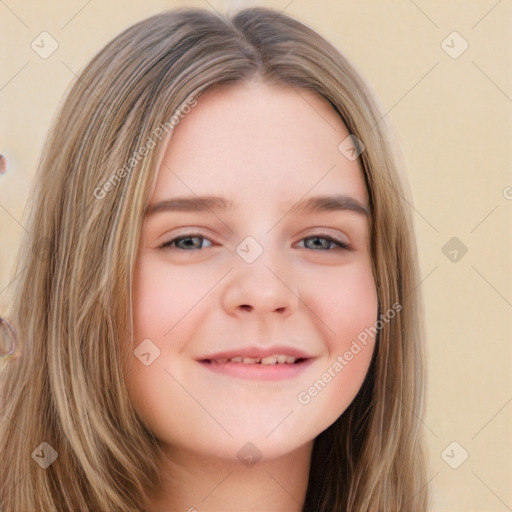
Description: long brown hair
xmin=0 ymin=7 xmax=428 ymax=511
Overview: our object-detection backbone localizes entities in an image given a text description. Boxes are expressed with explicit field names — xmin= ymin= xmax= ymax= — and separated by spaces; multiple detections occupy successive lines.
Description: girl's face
xmin=128 ymin=81 xmax=378 ymax=461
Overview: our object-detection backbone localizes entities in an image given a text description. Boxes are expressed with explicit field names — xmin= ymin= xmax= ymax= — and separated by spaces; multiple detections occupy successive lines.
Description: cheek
xmin=127 ymin=256 xmax=223 ymax=439
xmin=294 ymin=258 xmax=378 ymax=425
xmin=302 ymin=256 xmax=378 ymax=349
xmin=132 ymin=255 xmax=212 ymax=341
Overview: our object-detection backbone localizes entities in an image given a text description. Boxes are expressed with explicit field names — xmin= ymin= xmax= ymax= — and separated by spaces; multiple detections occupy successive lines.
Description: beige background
xmin=1 ymin=1 xmax=511 ymax=510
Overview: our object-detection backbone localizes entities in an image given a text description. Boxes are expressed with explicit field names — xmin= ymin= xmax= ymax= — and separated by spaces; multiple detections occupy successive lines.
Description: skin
xmin=127 ymin=80 xmax=378 ymax=511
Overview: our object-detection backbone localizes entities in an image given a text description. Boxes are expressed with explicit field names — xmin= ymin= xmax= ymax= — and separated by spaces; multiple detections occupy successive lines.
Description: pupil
xmin=310 ymin=237 xmax=328 ymax=249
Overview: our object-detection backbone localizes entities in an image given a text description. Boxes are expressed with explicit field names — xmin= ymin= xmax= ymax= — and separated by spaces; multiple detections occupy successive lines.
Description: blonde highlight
xmin=1 ymin=7 xmax=428 ymax=511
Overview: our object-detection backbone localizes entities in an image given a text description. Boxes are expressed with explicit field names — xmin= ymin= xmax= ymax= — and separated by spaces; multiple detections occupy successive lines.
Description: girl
xmin=0 ymin=7 xmax=428 ymax=511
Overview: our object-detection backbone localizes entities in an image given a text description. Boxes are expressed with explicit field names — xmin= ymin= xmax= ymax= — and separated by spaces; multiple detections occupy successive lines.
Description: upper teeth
xmin=214 ymin=355 xmax=297 ymax=365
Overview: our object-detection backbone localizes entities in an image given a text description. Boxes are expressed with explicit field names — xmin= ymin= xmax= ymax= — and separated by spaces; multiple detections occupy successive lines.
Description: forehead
xmin=149 ymin=81 xmax=368 ymax=208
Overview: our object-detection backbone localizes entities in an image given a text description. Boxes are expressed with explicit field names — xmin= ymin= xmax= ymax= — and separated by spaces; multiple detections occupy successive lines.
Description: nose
xmin=221 ymin=246 xmax=300 ymax=317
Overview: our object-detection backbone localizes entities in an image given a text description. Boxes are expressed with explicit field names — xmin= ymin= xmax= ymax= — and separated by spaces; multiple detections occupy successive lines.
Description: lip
xmin=198 ymin=345 xmax=314 ymax=361
xmin=197 ymin=345 xmax=316 ymax=381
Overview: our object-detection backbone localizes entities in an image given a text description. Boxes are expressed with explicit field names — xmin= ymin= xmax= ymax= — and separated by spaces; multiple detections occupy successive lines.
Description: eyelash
xmin=158 ymin=233 xmax=349 ymax=251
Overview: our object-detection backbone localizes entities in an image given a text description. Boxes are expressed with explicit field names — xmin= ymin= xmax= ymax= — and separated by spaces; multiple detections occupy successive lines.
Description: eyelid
xmin=296 ymin=235 xmax=350 ymax=250
xmin=298 ymin=227 xmax=351 ymax=247
xmin=158 ymin=231 xmax=213 ymax=249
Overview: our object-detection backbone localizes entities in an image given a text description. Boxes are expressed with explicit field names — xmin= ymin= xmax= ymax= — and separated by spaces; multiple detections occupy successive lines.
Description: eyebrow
xmin=145 ymin=196 xmax=233 ymax=216
xmin=145 ymin=194 xmax=369 ymax=217
xmin=289 ymin=194 xmax=369 ymax=217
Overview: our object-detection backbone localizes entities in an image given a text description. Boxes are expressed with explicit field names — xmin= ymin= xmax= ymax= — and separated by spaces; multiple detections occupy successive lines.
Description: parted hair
xmin=0 ymin=7 xmax=428 ymax=511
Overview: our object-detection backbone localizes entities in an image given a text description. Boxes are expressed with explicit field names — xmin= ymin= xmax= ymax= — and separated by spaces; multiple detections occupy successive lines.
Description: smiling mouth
xmin=199 ymin=352 xmax=314 ymax=380
xmin=202 ymin=355 xmax=308 ymax=365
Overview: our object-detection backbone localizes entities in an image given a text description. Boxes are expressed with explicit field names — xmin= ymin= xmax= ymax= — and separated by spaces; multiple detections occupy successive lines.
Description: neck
xmin=148 ymin=441 xmax=313 ymax=512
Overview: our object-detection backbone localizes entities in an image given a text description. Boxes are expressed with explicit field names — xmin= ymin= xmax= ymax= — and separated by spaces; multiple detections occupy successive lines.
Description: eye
xmin=159 ymin=234 xmax=213 ymax=250
xmin=158 ymin=233 xmax=349 ymax=252
xmin=298 ymin=235 xmax=349 ymax=251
